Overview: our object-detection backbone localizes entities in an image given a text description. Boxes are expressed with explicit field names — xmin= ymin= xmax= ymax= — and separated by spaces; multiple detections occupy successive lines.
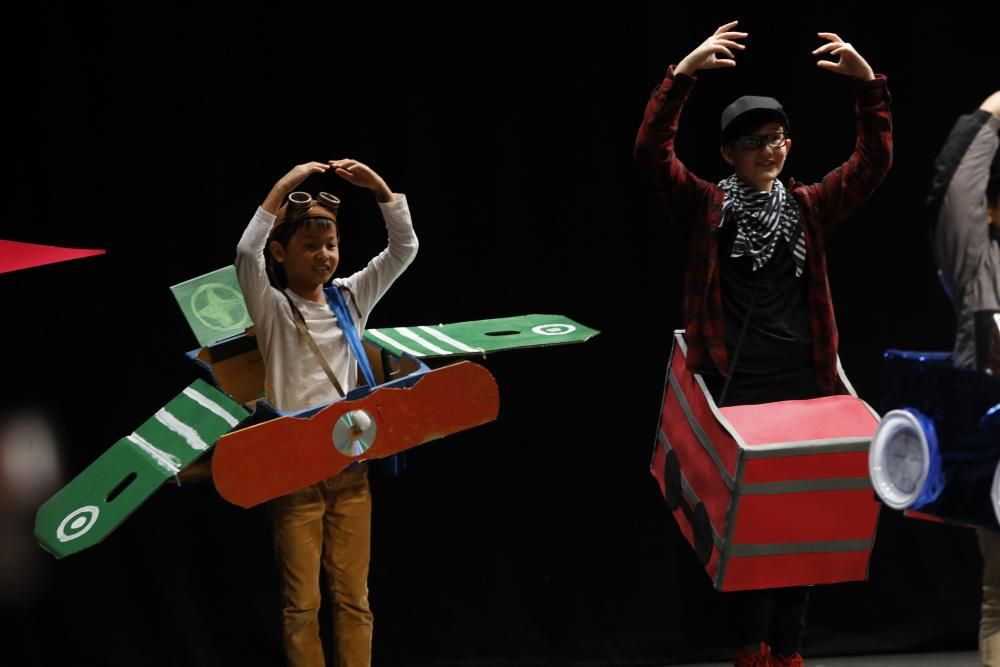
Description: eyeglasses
xmin=736 ymin=132 xmax=790 ymax=151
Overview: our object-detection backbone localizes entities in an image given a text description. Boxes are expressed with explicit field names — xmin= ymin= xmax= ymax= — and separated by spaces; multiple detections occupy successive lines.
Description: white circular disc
xmin=869 ymin=409 xmax=931 ymax=510
xmin=331 ymin=409 xmax=377 ymax=458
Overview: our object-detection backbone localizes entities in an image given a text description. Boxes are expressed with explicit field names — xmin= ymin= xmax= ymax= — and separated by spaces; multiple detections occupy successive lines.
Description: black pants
xmin=731 ymin=586 xmax=810 ymax=654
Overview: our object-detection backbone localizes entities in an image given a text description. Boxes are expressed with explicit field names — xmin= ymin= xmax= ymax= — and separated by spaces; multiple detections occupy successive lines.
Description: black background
xmin=2 ymin=3 xmax=998 ymax=665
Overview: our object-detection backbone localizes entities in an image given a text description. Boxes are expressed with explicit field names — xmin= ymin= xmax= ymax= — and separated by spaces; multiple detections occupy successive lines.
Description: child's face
xmin=270 ymin=222 xmax=340 ymax=291
xmin=720 ymin=121 xmax=791 ymax=192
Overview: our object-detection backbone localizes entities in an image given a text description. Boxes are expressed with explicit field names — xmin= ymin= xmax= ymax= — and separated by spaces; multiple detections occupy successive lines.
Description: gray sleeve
xmin=934 ymin=114 xmax=1000 ymax=300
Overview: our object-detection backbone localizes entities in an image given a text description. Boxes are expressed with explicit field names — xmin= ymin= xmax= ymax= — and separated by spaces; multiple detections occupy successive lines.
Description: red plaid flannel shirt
xmin=635 ymin=66 xmax=893 ymax=394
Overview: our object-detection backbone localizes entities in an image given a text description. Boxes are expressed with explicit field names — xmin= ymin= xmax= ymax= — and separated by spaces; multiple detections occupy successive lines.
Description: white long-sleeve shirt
xmin=235 ymin=196 xmax=418 ymax=411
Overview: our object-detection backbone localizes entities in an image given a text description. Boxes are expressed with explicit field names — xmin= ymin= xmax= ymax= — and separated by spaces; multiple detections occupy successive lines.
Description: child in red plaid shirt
xmin=635 ymin=20 xmax=893 ymax=667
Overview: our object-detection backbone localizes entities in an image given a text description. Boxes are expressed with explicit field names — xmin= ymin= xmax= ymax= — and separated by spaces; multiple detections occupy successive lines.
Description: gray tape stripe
xmin=667 ymin=371 xmax=734 ymax=489
xmin=728 ymin=539 xmax=871 ymax=558
xmin=657 ymin=428 xmax=671 ymax=451
xmin=716 ymin=467 xmax=743 ymax=588
xmin=674 ymin=331 xmax=688 ymax=357
xmin=693 ymin=372 xmax=748 ymax=449
xmin=742 ymin=437 xmax=871 ymax=458
xmin=741 ymin=477 xmax=873 ymax=495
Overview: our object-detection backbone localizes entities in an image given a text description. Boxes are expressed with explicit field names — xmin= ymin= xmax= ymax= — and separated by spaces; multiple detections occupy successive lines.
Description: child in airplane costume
xmin=236 ymin=159 xmax=418 ymax=667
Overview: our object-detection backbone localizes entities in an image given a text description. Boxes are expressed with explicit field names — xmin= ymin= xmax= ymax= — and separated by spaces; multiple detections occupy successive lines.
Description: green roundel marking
xmin=191 ymin=282 xmax=248 ymax=332
xmin=56 ymin=506 xmax=100 ymax=542
xmin=532 ymin=323 xmax=576 ymax=336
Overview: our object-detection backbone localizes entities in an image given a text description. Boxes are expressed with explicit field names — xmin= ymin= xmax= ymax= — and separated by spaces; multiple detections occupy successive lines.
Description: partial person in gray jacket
xmin=929 ymin=90 xmax=1000 ymax=666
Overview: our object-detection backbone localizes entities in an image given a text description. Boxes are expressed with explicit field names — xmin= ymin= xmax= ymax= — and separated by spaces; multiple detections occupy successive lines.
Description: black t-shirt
xmin=705 ymin=221 xmax=819 ymax=405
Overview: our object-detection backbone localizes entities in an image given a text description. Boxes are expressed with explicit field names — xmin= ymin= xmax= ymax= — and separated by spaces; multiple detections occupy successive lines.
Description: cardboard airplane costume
xmin=36 ymin=265 xmax=597 ymax=557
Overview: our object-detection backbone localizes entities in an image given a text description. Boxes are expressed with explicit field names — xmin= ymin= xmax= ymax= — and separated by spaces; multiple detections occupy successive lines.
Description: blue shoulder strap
xmin=325 ymin=284 xmax=405 ymax=476
xmin=323 ymin=285 xmax=377 ymax=389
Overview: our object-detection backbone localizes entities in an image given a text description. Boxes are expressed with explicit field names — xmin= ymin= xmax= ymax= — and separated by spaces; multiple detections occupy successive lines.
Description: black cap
xmin=721 ymin=96 xmax=789 ymax=145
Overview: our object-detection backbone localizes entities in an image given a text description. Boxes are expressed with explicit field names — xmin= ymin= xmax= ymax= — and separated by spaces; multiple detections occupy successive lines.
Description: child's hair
xmin=265 ymin=192 xmax=340 ymax=289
